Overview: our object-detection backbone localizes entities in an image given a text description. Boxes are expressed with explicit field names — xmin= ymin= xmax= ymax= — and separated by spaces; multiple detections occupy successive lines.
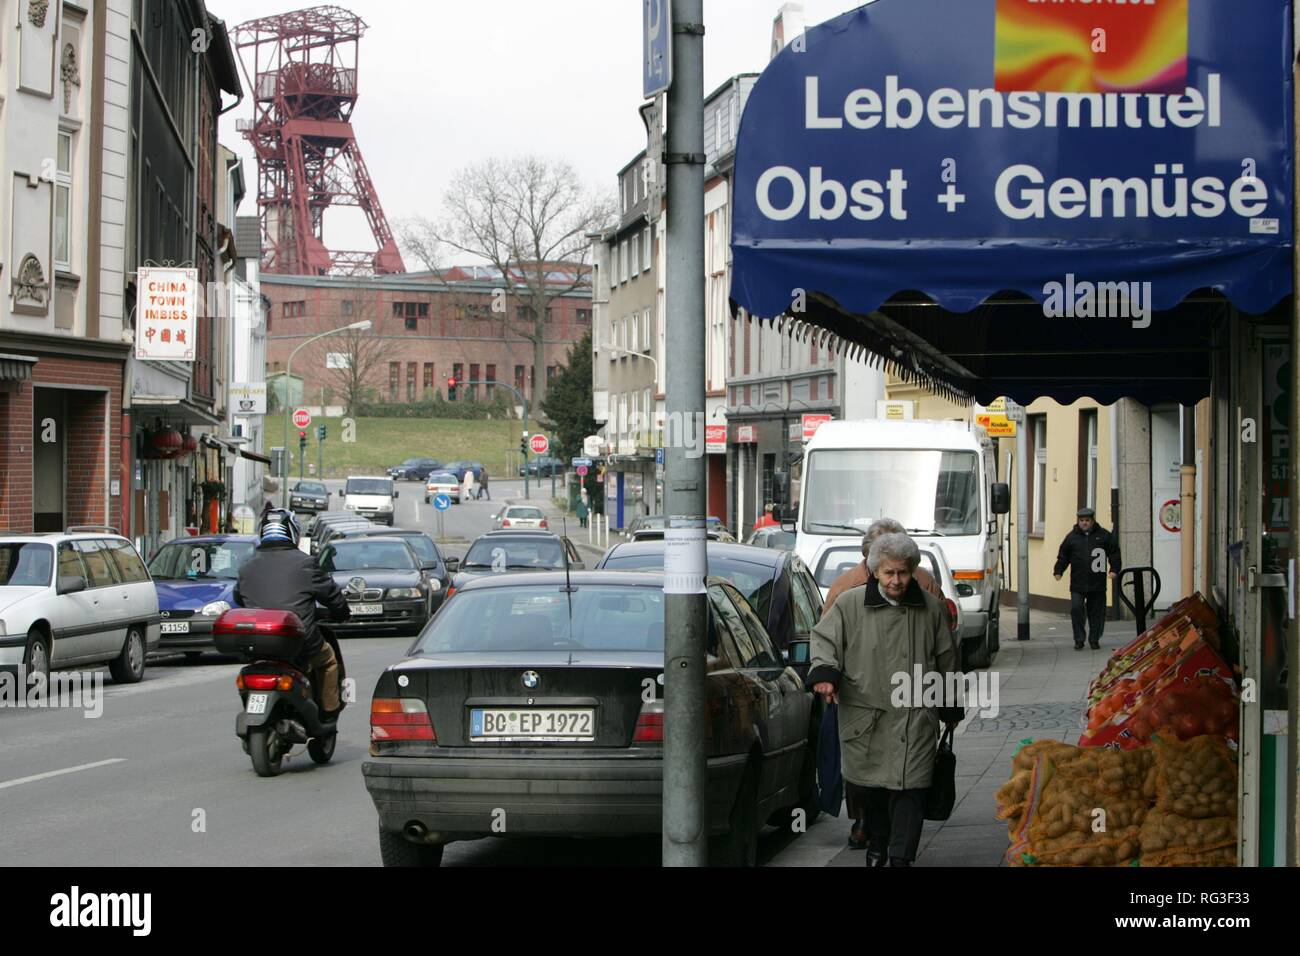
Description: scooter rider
xmin=233 ymin=508 xmax=350 ymax=721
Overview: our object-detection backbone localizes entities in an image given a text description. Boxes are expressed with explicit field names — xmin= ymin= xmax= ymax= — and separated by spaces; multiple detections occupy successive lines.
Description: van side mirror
xmin=990 ymin=482 xmax=1011 ymax=515
xmin=445 ymin=557 xmax=460 ymax=574
xmin=393 ymin=490 xmax=400 ymax=499
xmin=785 ymin=638 xmax=811 ymax=665
xmin=780 ymin=504 xmax=798 ymax=534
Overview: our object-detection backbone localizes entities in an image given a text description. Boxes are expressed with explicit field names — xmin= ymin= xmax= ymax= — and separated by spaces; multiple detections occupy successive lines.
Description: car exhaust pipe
xmin=404 ymin=821 xmax=428 ymax=842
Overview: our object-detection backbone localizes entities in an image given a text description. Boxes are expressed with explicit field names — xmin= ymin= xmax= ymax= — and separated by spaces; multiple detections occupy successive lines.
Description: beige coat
xmin=809 ymin=576 xmax=963 ymax=790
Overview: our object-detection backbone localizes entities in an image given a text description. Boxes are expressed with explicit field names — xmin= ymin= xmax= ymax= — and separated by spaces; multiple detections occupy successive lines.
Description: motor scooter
xmin=213 ymin=608 xmax=347 ymax=777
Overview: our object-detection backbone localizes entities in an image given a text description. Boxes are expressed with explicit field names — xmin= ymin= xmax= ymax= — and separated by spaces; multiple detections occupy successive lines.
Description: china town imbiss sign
xmin=136 ymin=267 xmax=198 ymax=362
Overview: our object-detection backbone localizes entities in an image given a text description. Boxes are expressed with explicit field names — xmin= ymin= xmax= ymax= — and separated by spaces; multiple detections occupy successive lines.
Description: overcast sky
xmin=214 ymin=0 xmax=865 ymax=261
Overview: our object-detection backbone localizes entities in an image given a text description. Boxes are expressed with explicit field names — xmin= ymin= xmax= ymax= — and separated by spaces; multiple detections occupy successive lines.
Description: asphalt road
xmin=0 ymin=479 xmax=800 ymax=867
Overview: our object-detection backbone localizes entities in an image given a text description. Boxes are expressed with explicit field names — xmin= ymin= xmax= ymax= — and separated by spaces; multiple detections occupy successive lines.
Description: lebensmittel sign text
xmin=136 ymin=267 xmax=198 ymax=362
xmin=731 ymin=0 xmax=1294 ymax=318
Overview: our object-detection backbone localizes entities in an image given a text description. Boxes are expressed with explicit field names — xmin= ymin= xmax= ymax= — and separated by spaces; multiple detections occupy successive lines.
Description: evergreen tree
xmin=539 ymin=330 xmax=596 ymax=461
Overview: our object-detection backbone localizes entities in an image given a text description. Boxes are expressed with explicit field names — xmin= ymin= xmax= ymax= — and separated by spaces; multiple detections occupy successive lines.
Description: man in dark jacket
xmin=1053 ymin=506 xmax=1121 ymax=650
xmin=234 ymin=508 xmax=351 ymax=718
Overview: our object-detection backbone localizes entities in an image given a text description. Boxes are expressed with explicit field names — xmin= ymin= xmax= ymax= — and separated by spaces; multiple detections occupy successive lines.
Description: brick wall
xmin=0 ymin=354 xmax=128 ymax=533
xmin=262 ymin=280 xmax=592 ymax=402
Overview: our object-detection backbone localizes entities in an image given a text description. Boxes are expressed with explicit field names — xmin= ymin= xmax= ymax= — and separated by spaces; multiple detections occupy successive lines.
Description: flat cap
xmin=1077 ymin=506 xmax=1096 ymax=518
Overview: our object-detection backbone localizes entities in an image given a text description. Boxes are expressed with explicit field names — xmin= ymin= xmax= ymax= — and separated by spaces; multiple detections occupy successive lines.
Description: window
xmin=341 ymin=300 xmax=354 ymax=315
xmin=631 ymin=312 xmax=639 ymax=351
xmin=405 ymin=302 xmax=418 ymax=318
xmin=76 ymin=540 xmax=120 ymax=589
xmin=643 ymin=308 xmax=651 ymax=350
xmin=419 ymin=302 xmax=429 ymax=317
xmin=642 ymin=227 xmax=651 ymax=272
xmin=630 ymin=234 xmax=639 ymax=278
xmin=57 ymin=544 xmax=88 ymax=590
xmin=282 ymin=301 xmax=305 ymax=318
xmin=609 ymin=250 xmax=617 ymax=289
xmin=407 ymin=363 xmax=417 ymax=402
xmin=515 ymin=365 xmax=526 ymax=394
xmin=576 ymin=308 xmax=591 ymax=325
xmin=452 ymin=363 xmax=464 ymax=400
xmin=55 ymin=130 xmax=73 ymax=270
xmin=1080 ymin=409 xmax=1099 ymax=511
xmin=423 ymin=363 xmax=434 ymax=396
xmin=1029 ymin=414 xmax=1047 ymax=533
xmin=392 ymin=302 xmax=403 ymax=317
xmin=470 ymin=364 xmax=480 ymax=399
xmin=485 ymin=364 xmax=496 ymax=397
xmin=789 ymin=570 xmax=823 ymax=640
xmin=103 ymin=540 xmax=150 ymax=584
xmin=762 ymin=453 xmax=776 ymax=506
xmin=405 ymin=315 xmax=418 ymax=331
xmin=547 ymin=365 xmax=557 ymax=383
xmin=620 ymin=241 xmax=628 ymax=283
xmin=545 ymin=307 xmax=553 ymax=323
xmin=389 ymin=362 xmax=400 ymax=401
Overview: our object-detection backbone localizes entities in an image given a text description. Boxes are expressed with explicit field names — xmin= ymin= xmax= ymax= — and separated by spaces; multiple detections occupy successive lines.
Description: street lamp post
xmin=281 ymin=320 xmax=372 ymax=508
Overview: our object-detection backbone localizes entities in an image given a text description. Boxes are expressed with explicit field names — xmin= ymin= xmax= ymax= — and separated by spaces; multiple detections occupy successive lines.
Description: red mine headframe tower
xmin=233 ymin=5 xmax=404 ymax=276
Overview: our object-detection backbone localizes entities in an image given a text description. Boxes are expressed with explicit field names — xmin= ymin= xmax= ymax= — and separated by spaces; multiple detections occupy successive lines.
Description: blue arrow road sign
xmin=655 ymin=448 xmax=665 ymax=466
xmin=433 ymin=494 xmax=451 ymax=511
xmin=643 ymin=0 xmax=671 ymax=98
xmin=571 ymin=457 xmax=593 ymax=468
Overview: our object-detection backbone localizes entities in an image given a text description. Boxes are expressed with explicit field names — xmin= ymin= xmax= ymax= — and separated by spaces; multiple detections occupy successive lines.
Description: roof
xmin=602 ymin=540 xmax=785 ymax=569
xmin=454 ymin=570 xmax=668 ymax=592
xmin=805 ymin=419 xmax=983 ymax=452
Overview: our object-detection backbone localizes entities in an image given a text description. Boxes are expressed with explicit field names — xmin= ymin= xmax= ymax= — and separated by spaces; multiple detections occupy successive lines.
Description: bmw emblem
xmin=161 ymin=611 xmax=170 ymax=618
xmin=521 ymin=671 xmax=540 ymax=690
xmin=348 ymin=576 xmax=366 ymax=592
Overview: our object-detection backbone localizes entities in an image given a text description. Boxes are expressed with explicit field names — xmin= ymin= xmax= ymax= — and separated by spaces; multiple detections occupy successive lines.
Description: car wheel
xmin=108 ymin=626 xmax=147 ymax=684
xmin=710 ymin=760 xmax=759 ymax=867
xmin=379 ymin=826 xmax=445 ymax=867
xmin=248 ymin=728 xmax=284 ymax=777
xmin=23 ymin=628 xmax=51 ymax=684
xmin=962 ymin=633 xmax=993 ymax=671
xmin=307 ymin=733 xmax=336 ymax=764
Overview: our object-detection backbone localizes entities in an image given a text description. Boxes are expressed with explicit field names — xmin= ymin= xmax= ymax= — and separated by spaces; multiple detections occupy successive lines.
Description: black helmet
xmin=259 ymin=507 xmax=301 ymax=546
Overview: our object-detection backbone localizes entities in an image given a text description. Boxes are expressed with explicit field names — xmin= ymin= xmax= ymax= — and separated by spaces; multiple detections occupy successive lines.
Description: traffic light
xmin=298 ymin=429 xmax=307 ymax=448
xmin=446 ymin=376 xmax=458 ymax=401
xmin=520 ymin=434 xmax=529 ymax=455
xmin=317 ymin=424 xmax=326 ymax=441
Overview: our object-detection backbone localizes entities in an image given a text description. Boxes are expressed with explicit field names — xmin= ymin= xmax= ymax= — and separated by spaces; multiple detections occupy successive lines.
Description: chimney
xmin=770 ymin=2 xmax=806 ymax=61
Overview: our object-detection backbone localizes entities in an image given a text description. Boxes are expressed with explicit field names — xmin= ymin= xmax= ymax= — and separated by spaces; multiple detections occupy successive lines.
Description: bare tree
xmin=400 ymin=156 xmax=615 ymax=408
xmin=316 ymin=285 xmax=400 ymax=415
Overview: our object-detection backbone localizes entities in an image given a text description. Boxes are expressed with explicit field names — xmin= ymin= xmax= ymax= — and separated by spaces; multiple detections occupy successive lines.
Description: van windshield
xmin=346 ymin=479 xmax=392 ymax=496
xmin=802 ymin=449 xmax=981 ymax=536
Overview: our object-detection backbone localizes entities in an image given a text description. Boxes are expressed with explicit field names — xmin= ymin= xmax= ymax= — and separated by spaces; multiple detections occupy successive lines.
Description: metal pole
xmin=1110 ymin=403 xmax=1121 ymax=619
xmin=1017 ymin=417 xmax=1031 ymax=640
xmin=662 ymin=0 xmax=708 ymax=867
xmin=317 ymin=433 xmax=323 ymax=480
xmin=1180 ymin=405 xmax=1197 ymax=598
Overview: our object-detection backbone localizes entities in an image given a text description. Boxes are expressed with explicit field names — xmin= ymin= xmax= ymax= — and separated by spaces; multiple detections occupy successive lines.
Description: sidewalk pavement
xmin=769 ymin=607 xmax=1136 ymax=867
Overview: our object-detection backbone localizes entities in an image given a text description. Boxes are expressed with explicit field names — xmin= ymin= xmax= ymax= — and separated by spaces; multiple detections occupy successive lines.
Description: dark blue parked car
xmin=147 ymin=535 xmax=258 ymax=656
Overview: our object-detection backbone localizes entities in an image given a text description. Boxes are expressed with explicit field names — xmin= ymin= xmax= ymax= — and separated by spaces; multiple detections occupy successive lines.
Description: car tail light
xmin=539 ymin=519 xmax=548 ymax=529
xmin=371 ymin=698 xmax=436 ymax=742
xmin=944 ymin=599 xmax=960 ymax=633
xmin=633 ymin=701 xmax=665 ymax=743
xmin=242 ymin=673 xmax=283 ymax=691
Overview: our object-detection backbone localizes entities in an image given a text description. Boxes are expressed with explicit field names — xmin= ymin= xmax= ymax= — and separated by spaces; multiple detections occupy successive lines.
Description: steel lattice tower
xmin=233 ymin=6 xmax=405 ymax=276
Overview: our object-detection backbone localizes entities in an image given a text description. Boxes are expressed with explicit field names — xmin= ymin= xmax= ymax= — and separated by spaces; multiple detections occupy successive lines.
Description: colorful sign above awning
xmin=731 ymin=0 xmax=1294 ymax=321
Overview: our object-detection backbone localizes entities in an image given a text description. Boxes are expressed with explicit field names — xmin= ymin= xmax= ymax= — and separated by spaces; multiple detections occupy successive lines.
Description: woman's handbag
xmin=924 ymin=725 xmax=957 ymax=821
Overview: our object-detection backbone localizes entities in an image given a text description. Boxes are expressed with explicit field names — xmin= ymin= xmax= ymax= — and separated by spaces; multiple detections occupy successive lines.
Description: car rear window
xmin=0 ymin=543 xmax=54 ymax=587
xmin=401 ymin=534 xmax=439 ymax=565
xmin=815 ymin=548 xmax=863 ymax=589
xmin=428 ymin=473 xmax=456 ymax=483
xmin=463 ymin=537 xmax=565 ymax=570
xmin=507 ymin=507 xmax=544 ymax=519
xmin=414 ymin=585 xmax=666 ymax=653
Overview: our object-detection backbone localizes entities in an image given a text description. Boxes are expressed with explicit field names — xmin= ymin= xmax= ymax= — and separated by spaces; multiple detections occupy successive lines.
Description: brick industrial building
xmin=262 ymin=267 xmax=592 ymax=407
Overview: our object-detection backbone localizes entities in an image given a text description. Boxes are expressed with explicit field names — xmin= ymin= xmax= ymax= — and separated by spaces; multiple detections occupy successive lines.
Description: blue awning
xmin=730 ymin=0 xmax=1295 ymax=404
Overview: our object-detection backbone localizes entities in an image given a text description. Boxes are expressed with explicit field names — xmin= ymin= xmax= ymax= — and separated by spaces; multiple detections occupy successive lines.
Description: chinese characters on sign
xmin=136 ymin=267 xmax=197 ymax=361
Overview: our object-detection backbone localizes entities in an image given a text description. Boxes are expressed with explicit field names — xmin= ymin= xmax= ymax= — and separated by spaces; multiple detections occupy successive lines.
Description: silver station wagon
xmin=0 ymin=530 xmax=161 ymax=684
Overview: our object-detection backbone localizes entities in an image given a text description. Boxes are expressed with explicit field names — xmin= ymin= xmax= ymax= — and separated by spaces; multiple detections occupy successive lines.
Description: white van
xmin=343 ymin=475 xmax=398 ymax=526
xmin=790 ymin=419 xmax=1009 ymax=668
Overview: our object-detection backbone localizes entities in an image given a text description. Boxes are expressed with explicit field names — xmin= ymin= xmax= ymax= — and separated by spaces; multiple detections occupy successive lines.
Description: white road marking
xmin=0 ymin=758 xmax=125 ymax=791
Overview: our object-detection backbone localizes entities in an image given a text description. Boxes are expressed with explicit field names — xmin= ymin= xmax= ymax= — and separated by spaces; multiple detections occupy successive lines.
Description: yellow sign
xmin=882 ymin=403 xmax=908 ymax=421
xmin=976 ymin=413 xmax=1017 ymax=437
xmin=987 ymin=397 xmax=1006 ymax=413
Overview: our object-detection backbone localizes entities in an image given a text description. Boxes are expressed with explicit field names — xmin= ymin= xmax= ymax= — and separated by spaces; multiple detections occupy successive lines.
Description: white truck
xmin=789 ymin=419 xmax=1010 ymax=668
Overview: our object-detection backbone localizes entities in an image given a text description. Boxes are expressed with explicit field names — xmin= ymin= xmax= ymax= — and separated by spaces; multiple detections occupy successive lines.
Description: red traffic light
xmin=447 ymin=377 xmax=457 ymax=388
xmin=298 ymin=430 xmax=306 ymax=439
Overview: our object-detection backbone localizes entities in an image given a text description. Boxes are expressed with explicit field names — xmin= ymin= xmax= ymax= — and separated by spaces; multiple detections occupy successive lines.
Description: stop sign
xmin=529 ymin=434 xmax=549 ymax=455
xmin=292 ymin=407 xmax=312 ymax=429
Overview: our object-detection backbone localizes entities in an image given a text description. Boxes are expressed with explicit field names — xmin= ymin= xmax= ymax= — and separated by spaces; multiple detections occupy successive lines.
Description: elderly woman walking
xmin=809 ymin=532 xmax=964 ymax=867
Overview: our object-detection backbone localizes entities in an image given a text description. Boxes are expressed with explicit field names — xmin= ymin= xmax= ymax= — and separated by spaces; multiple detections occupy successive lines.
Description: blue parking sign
xmin=643 ymin=0 xmax=671 ymax=98
xmin=433 ymin=494 xmax=451 ymax=511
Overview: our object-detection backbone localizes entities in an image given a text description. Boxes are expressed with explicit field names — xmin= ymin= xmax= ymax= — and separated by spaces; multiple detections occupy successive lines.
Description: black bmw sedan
xmin=362 ymin=571 xmax=819 ymax=867
xmin=317 ymin=537 xmax=434 ymax=636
